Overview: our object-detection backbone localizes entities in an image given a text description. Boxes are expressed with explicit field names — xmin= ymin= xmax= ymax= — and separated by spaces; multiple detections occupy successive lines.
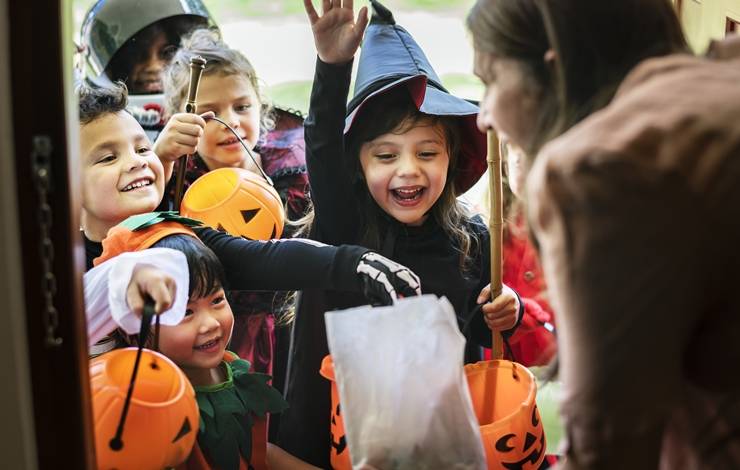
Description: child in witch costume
xmin=78 ymin=83 xmax=421 ymax=357
xmin=92 ymin=214 xmax=322 ymax=470
xmin=277 ymin=1 xmax=523 ymax=465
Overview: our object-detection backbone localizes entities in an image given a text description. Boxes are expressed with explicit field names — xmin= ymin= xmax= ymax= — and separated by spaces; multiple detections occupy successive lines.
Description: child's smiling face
xmin=80 ymin=111 xmax=165 ymax=241
xmin=159 ymin=288 xmax=234 ymax=385
xmin=359 ymin=119 xmax=450 ymax=226
xmin=195 ymin=74 xmax=263 ymax=173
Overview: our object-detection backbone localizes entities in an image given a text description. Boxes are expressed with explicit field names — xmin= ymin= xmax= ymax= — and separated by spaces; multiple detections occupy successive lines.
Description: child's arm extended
xmin=303 ymin=0 xmax=369 ymax=243
xmin=85 ymin=248 xmax=189 ymax=346
xmin=196 ymin=227 xmax=420 ymax=305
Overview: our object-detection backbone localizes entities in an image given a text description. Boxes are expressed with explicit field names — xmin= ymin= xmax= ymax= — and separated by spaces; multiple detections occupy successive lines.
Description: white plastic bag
xmin=325 ymin=295 xmax=487 ymax=470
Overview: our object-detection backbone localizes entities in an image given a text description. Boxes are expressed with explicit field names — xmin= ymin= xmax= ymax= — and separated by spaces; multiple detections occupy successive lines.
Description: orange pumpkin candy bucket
xmin=90 ymin=348 xmax=199 ymax=470
xmin=180 ymin=167 xmax=285 ymax=240
xmin=320 ymin=355 xmax=545 ymax=470
xmin=90 ymin=299 xmax=199 ymax=470
xmin=319 ymin=355 xmax=351 ymax=470
xmin=464 ymin=360 xmax=545 ymax=469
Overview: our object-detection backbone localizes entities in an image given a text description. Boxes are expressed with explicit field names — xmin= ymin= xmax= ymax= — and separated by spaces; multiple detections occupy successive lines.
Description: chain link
xmin=32 ymin=135 xmax=62 ymax=347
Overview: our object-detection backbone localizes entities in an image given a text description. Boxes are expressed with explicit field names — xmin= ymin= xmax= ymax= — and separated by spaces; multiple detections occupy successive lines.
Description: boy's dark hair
xmin=151 ymin=234 xmax=226 ymax=299
xmin=78 ymin=82 xmax=128 ymax=125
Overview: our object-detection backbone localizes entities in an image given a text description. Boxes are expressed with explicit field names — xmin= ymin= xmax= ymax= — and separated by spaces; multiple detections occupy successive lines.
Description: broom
xmin=487 ymin=130 xmax=504 ymax=360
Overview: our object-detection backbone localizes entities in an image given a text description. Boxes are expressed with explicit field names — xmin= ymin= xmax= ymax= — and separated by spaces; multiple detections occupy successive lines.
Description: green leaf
xmin=196 ymin=394 xmax=216 ymax=419
xmin=119 ymin=211 xmax=204 ymax=231
xmin=193 ymin=355 xmax=285 ymax=469
xmin=119 ymin=212 xmax=163 ymax=230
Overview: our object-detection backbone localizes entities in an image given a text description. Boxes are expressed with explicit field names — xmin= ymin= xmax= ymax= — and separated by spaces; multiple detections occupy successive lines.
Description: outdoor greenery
xmin=202 ymin=0 xmax=476 ymax=21
xmin=267 ymin=72 xmax=483 ymax=115
xmin=75 ymin=0 xmax=475 ymax=29
xmin=536 ymin=377 xmax=564 ymax=452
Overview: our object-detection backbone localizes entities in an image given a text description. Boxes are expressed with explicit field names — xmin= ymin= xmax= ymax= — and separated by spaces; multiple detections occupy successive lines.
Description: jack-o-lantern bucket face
xmin=319 ymin=355 xmax=352 ymax=470
xmin=181 ymin=167 xmax=285 ymax=240
xmin=464 ymin=360 xmax=546 ymax=470
xmin=90 ymin=348 xmax=199 ymax=470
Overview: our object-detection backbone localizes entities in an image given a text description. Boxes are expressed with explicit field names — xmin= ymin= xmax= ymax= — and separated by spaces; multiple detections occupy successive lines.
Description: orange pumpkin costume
xmin=95 ymin=213 xmax=288 ymax=470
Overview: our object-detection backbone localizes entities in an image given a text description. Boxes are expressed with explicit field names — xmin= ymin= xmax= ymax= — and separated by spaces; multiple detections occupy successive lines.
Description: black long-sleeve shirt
xmin=277 ymin=58 xmax=500 ymax=467
xmin=85 ymin=227 xmax=368 ymax=293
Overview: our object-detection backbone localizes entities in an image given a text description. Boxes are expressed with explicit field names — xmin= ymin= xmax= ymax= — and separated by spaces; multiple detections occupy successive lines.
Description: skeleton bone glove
xmin=356 ymin=252 xmax=421 ymax=306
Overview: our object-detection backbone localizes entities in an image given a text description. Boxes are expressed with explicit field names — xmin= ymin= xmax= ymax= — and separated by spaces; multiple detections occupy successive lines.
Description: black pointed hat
xmin=345 ymin=0 xmax=486 ymax=194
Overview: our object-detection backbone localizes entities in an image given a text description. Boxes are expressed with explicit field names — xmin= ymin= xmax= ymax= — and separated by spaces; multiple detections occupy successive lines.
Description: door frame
xmin=7 ymin=0 xmax=94 ymax=467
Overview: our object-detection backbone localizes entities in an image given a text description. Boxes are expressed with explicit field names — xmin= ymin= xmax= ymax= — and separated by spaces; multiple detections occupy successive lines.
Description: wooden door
xmin=6 ymin=0 xmax=95 ymax=467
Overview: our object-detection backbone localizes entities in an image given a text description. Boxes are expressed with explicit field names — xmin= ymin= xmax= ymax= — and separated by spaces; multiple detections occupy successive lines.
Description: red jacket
xmin=485 ymin=216 xmax=557 ymax=366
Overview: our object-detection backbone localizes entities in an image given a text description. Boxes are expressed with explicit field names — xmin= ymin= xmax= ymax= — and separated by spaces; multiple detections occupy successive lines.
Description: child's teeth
xmin=394 ymin=188 xmax=422 ymax=198
xmin=124 ymin=180 xmax=151 ymax=191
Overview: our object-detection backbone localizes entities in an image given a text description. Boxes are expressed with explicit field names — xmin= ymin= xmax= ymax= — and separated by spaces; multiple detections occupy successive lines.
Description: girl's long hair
xmin=162 ymin=28 xmax=275 ymax=135
xmin=294 ymin=85 xmax=480 ymax=272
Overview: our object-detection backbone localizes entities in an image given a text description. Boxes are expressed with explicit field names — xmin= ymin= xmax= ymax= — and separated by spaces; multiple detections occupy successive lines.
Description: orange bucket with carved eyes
xmin=319 ymin=355 xmax=352 ymax=470
xmin=321 ymin=355 xmax=545 ymax=470
xmin=90 ymin=348 xmax=199 ymax=470
xmin=181 ymin=167 xmax=284 ymax=241
xmin=465 ymin=360 xmax=546 ymax=470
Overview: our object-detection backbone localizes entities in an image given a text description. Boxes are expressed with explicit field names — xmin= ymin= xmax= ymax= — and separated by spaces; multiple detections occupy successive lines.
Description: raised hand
xmin=304 ymin=0 xmax=369 ymax=64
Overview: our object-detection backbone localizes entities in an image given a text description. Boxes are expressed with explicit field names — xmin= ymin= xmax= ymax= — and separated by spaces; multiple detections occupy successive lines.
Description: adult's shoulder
xmin=529 ymin=51 xmax=740 ymax=216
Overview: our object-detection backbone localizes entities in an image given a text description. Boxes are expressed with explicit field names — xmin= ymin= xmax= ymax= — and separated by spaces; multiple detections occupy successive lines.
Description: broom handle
xmin=487 ymin=130 xmax=504 ymax=360
xmin=173 ymin=56 xmax=207 ymax=211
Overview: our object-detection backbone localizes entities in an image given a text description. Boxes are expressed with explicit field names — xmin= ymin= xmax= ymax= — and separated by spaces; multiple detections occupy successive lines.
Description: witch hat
xmin=345 ymin=0 xmax=486 ymax=194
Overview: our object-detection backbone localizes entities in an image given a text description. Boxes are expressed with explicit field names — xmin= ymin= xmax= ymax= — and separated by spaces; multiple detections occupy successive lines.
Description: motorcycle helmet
xmin=80 ymin=0 xmax=215 ymax=93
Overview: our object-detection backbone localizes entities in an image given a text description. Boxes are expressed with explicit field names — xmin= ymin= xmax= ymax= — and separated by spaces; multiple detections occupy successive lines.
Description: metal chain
xmin=32 ymin=135 xmax=62 ymax=347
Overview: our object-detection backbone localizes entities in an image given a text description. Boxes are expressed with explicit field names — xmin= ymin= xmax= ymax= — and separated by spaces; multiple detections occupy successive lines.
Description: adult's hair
xmin=163 ymin=28 xmax=274 ymax=133
xmin=78 ymin=82 xmax=129 ymax=125
xmin=468 ymin=0 xmax=688 ymax=153
xmin=296 ymin=85 xmax=480 ymax=271
xmin=152 ymin=234 xmax=226 ymax=299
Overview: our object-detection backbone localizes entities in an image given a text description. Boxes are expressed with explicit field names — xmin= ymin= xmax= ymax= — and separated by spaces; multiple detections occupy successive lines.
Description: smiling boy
xmin=79 ymin=87 xmax=164 ymax=242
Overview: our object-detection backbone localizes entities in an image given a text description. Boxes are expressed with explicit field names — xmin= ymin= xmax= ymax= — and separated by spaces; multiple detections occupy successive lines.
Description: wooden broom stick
xmin=487 ymin=130 xmax=505 ymax=360
xmin=173 ymin=56 xmax=207 ymax=211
